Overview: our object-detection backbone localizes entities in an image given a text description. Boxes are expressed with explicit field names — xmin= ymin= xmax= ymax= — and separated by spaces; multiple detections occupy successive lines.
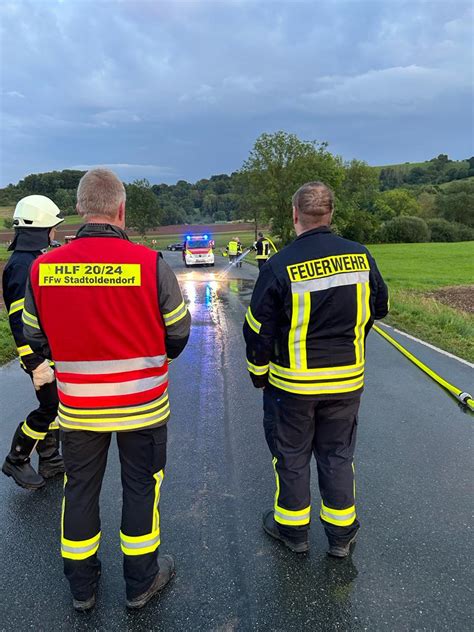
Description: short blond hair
xmin=77 ymin=168 xmax=126 ymax=220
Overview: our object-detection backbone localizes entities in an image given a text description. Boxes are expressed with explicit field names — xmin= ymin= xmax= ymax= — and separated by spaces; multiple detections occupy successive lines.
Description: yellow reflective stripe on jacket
xmin=121 ymin=469 xmax=163 ymax=555
xmin=354 ymin=282 xmax=370 ymax=365
xmin=17 ymin=344 xmax=35 ymax=357
xmin=61 ymin=532 xmax=101 ymax=560
xmin=320 ymin=502 xmax=356 ymax=527
xmin=48 ymin=418 xmax=60 ymax=431
xmin=288 ymin=292 xmax=311 ymax=369
xmin=22 ymin=309 xmax=40 ymax=329
xmin=245 ymin=307 xmax=261 ymax=334
xmin=256 ymin=241 xmax=270 ymax=259
xmin=269 ymin=361 xmax=364 ymax=380
xmin=9 ymin=298 xmax=25 ymax=315
xmin=163 ymin=301 xmax=188 ymax=326
xmin=268 ymin=373 xmax=364 ymax=395
xmin=21 ymin=420 xmax=47 ymax=441
xmin=246 ymin=360 xmax=269 ymax=376
xmin=272 ymin=457 xmax=310 ymax=526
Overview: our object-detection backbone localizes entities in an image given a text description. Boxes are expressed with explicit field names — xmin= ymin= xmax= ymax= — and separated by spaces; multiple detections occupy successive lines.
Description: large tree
xmin=240 ymin=131 xmax=344 ymax=243
xmin=125 ymin=179 xmax=162 ymax=237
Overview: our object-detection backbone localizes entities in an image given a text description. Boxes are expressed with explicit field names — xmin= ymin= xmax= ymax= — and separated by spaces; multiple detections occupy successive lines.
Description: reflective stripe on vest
xmin=58 ymin=391 xmax=170 ymax=431
xmin=55 ymin=355 xmax=167 ymax=375
xmin=57 ymin=373 xmax=168 ymax=398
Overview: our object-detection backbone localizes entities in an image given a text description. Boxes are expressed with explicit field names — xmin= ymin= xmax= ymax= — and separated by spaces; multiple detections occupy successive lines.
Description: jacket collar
xmin=295 ymin=225 xmax=332 ymax=241
xmin=75 ymin=223 xmax=130 ymax=241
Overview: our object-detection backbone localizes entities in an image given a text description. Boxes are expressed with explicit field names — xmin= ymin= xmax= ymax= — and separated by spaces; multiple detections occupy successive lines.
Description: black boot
xmin=2 ymin=424 xmax=45 ymax=490
xmin=126 ymin=555 xmax=175 ymax=609
xmin=262 ymin=509 xmax=309 ymax=553
xmin=37 ymin=431 xmax=65 ymax=479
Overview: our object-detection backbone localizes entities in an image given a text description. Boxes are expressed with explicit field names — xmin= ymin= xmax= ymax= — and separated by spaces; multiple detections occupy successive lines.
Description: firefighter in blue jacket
xmin=244 ymin=182 xmax=389 ymax=557
xmin=2 ymin=195 xmax=65 ymax=489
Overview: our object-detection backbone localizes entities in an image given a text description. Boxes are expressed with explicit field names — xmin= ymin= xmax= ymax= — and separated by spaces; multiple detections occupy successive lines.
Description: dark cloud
xmin=1 ymin=0 xmax=472 ymax=185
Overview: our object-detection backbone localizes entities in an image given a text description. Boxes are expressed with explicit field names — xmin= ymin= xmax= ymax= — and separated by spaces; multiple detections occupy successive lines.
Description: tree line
xmin=1 ymin=132 xmax=473 ymax=243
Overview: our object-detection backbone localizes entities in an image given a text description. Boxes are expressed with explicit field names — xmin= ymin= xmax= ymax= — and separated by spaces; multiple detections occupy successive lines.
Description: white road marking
xmin=376 ymin=322 xmax=474 ymax=369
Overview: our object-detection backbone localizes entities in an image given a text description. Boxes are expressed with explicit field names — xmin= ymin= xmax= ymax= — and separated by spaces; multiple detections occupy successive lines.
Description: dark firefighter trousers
xmin=61 ymin=425 xmax=167 ymax=601
xmin=263 ymin=386 xmax=360 ymax=545
xmin=19 ymin=376 xmax=59 ymax=442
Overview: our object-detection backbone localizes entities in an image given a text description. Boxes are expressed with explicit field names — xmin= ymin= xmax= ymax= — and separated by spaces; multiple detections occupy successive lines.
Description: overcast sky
xmin=1 ymin=0 xmax=473 ymax=186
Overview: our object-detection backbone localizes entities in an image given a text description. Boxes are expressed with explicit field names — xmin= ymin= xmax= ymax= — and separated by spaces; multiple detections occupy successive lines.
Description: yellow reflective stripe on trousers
xmin=245 ymin=307 xmax=261 ymax=334
xmin=354 ymin=282 xmax=370 ymax=365
xmin=272 ymin=457 xmax=310 ymax=526
xmin=9 ymin=298 xmax=25 ymax=315
xmin=289 ymin=292 xmax=311 ymax=369
xmin=61 ymin=532 xmax=101 ymax=560
xmin=17 ymin=344 xmax=35 ymax=357
xmin=246 ymin=360 xmax=269 ymax=376
xmin=320 ymin=502 xmax=356 ymax=527
xmin=22 ymin=420 xmax=47 ymax=440
xmin=22 ymin=309 xmax=40 ymax=329
xmin=163 ymin=301 xmax=188 ymax=326
xmin=61 ymin=474 xmax=101 ymax=560
xmin=120 ymin=469 xmax=164 ymax=556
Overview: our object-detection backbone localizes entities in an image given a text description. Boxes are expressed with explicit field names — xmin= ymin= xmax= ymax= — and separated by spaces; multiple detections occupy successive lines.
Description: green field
xmin=369 ymin=242 xmax=473 ymax=361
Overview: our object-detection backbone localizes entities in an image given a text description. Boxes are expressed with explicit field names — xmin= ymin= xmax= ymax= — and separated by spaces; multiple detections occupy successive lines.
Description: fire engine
xmin=183 ymin=234 xmax=215 ymax=267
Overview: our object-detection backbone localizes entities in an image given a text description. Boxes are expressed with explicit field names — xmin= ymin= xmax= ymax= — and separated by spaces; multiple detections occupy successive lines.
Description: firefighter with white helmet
xmin=2 ymin=195 xmax=65 ymax=489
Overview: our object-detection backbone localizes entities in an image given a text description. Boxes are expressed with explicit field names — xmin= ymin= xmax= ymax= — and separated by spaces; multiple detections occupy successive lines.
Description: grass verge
xmin=0 ymin=310 xmax=17 ymax=365
xmin=384 ymin=289 xmax=473 ymax=362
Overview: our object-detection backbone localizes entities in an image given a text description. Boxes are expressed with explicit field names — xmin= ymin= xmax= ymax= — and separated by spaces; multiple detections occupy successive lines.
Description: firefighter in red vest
xmin=23 ymin=169 xmax=191 ymax=611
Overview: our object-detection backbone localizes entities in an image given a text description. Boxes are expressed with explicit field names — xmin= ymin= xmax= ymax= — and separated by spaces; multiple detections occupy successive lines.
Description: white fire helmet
xmin=13 ymin=195 xmax=64 ymax=229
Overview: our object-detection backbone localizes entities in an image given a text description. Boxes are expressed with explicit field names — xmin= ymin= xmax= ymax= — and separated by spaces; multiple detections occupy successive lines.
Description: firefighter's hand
xmin=250 ymin=374 xmax=269 ymax=389
xmin=32 ymin=360 xmax=55 ymax=390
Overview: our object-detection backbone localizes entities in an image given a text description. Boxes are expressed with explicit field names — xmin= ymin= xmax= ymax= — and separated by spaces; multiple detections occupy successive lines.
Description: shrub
xmin=380 ymin=216 xmax=430 ymax=243
xmin=427 ymin=219 xmax=474 ymax=242
xmin=455 ymin=223 xmax=474 ymax=241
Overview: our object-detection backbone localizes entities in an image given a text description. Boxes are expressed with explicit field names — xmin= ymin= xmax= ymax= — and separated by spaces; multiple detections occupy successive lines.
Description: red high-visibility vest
xmin=29 ymin=236 xmax=169 ymax=432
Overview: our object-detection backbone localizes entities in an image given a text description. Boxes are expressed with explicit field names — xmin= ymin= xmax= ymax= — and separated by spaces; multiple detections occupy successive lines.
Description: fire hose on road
xmin=373 ymin=324 xmax=473 ymax=412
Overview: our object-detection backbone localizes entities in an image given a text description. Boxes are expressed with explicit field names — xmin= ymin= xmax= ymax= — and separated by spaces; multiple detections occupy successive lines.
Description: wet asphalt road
xmin=0 ymin=252 xmax=473 ymax=631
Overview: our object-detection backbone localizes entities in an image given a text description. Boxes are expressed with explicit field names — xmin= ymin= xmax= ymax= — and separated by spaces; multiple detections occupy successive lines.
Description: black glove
xmin=250 ymin=373 xmax=269 ymax=389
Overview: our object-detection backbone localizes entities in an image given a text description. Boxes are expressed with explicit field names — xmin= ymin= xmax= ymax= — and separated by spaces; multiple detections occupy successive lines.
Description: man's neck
xmin=295 ymin=223 xmax=330 ymax=237
xmin=84 ymin=216 xmax=122 ymax=229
